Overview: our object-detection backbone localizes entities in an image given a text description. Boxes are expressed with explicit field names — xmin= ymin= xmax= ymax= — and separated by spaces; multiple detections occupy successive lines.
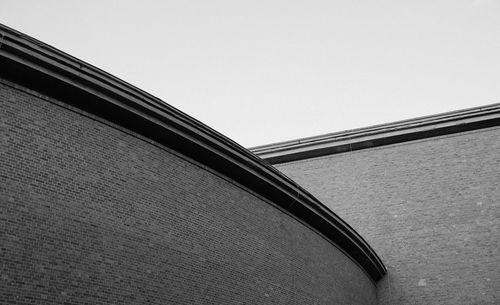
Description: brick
xmin=275 ymin=126 xmax=500 ymax=305
xmin=0 ymin=79 xmax=376 ymax=305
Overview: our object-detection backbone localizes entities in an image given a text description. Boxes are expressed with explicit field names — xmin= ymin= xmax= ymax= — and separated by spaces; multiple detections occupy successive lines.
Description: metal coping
xmin=250 ymin=103 xmax=500 ymax=164
xmin=0 ymin=23 xmax=386 ymax=282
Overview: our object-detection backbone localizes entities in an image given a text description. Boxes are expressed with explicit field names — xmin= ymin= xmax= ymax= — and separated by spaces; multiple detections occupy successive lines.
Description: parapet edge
xmin=250 ymin=103 xmax=500 ymax=164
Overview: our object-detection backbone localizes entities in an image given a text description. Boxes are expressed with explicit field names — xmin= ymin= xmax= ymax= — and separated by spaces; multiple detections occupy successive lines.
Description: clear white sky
xmin=1 ymin=0 xmax=499 ymax=147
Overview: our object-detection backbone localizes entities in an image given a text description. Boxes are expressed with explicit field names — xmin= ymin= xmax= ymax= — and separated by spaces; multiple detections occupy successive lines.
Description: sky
xmin=1 ymin=0 xmax=499 ymax=147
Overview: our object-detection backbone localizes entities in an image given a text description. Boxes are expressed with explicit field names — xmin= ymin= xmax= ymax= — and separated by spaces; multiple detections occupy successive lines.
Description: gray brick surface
xmin=275 ymin=126 xmax=500 ymax=305
xmin=0 ymin=79 xmax=376 ymax=305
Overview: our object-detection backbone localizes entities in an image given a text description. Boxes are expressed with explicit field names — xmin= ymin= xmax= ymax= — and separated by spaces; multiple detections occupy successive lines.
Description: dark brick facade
xmin=273 ymin=127 xmax=500 ymax=304
xmin=0 ymin=79 xmax=377 ymax=304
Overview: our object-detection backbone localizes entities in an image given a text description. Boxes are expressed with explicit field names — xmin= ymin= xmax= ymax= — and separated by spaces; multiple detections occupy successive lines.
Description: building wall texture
xmin=0 ymin=79 xmax=377 ymax=304
xmin=273 ymin=127 xmax=500 ymax=304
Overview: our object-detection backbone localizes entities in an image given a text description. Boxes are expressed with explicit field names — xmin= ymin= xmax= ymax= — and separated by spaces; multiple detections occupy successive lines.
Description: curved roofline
xmin=0 ymin=23 xmax=386 ymax=281
xmin=251 ymin=103 xmax=500 ymax=164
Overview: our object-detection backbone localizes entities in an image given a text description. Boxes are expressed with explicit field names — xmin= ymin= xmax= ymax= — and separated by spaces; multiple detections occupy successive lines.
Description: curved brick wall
xmin=0 ymin=79 xmax=377 ymax=304
xmin=273 ymin=128 xmax=500 ymax=304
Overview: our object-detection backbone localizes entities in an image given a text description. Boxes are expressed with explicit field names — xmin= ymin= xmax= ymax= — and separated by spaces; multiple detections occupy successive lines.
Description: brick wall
xmin=274 ymin=126 xmax=500 ymax=304
xmin=0 ymin=79 xmax=376 ymax=305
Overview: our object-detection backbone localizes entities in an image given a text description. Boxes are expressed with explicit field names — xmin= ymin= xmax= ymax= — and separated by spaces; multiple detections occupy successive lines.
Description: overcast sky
xmin=1 ymin=0 xmax=499 ymax=147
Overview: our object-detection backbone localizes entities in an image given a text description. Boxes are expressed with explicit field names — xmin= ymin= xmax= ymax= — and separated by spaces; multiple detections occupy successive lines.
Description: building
xmin=251 ymin=104 xmax=500 ymax=304
xmin=1 ymin=23 xmax=498 ymax=304
xmin=0 ymin=24 xmax=384 ymax=304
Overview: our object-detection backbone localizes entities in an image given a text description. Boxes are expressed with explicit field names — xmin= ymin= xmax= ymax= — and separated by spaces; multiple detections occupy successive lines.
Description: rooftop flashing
xmin=251 ymin=103 xmax=500 ymax=164
xmin=0 ymin=23 xmax=386 ymax=281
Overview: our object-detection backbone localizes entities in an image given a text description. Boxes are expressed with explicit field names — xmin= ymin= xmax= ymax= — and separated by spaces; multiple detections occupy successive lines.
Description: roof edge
xmin=250 ymin=103 xmax=500 ymax=164
xmin=0 ymin=23 xmax=386 ymax=281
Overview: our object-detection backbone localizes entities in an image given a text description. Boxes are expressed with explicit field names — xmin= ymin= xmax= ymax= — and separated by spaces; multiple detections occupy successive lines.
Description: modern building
xmin=1 ymin=23 xmax=498 ymax=305
xmin=0 ymin=24 xmax=384 ymax=304
xmin=251 ymin=103 xmax=500 ymax=304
